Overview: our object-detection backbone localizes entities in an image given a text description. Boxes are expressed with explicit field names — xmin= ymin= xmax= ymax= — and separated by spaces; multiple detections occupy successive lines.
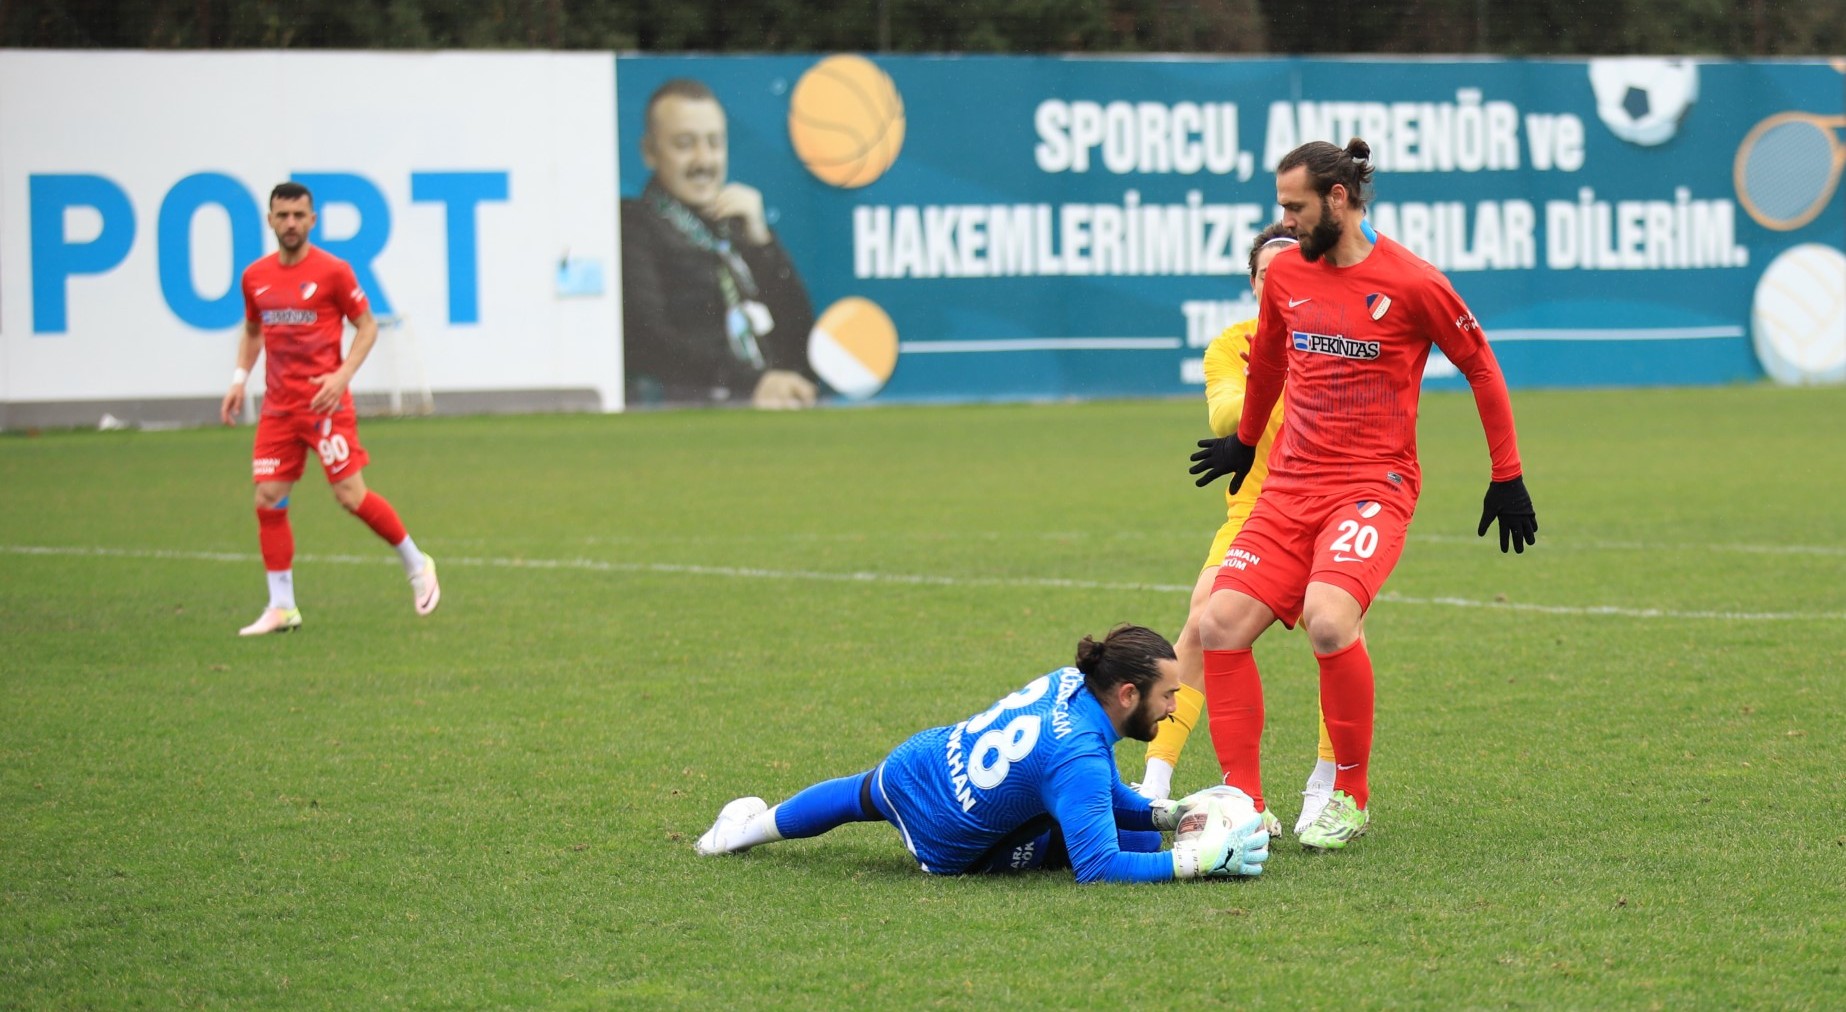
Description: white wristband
xmin=1171 ymin=840 xmax=1201 ymax=879
xmin=231 ymin=367 xmax=249 ymax=385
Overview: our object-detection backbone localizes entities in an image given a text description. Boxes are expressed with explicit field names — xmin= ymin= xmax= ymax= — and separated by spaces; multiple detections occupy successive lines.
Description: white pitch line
xmin=5 ymin=544 xmax=1843 ymax=623
xmin=1371 ymin=591 xmax=1844 ymax=622
xmin=1408 ymin=533 xmax=1846 ymax=557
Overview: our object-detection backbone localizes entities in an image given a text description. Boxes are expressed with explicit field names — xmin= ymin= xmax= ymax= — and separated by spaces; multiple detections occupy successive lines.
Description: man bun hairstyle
xmin=1075 ymin=624 xmax=1176 ymax=700
xmin=1276 ymin=137 xmax=1375 ymax=211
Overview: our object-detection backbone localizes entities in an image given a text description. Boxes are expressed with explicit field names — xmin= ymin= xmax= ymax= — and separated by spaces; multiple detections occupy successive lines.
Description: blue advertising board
xmin=615 ymin=55 xmax=1846 ymax=405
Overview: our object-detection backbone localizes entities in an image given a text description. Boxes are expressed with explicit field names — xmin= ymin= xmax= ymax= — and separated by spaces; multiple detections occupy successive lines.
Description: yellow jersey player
xmin=1139 ymin=221 xmax=1356 ymax=836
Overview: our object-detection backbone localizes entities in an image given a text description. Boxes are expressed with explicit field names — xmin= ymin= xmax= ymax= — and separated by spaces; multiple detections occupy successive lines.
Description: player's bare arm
xmin=309 ymin=309 xmax=377 ymax=415
xmin=222 ymin=317 xmax=263 ymax=425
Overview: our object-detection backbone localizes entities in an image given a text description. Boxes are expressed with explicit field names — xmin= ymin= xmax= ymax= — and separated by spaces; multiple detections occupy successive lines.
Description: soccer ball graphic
xmin=1588 ymin=58 xmax=1700 ymax=147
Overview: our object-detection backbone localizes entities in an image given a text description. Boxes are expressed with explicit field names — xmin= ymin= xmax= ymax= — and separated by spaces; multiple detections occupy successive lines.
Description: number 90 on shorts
xmin=250 ymin=411 xmax=371 ymax=484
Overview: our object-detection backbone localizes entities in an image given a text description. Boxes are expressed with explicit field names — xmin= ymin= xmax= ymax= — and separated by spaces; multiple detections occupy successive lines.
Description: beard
xmin=1297 ymin=197 xmax=1344 ymax=262
xmin=1126 ymin=700 xmax=1166 ymax=743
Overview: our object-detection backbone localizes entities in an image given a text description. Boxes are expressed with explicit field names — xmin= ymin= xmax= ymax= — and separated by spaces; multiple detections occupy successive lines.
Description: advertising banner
xmin=615 ymin=55 xmax=1846 ymax=406
xmin=0 ymin=50 xmax=620 ymax=427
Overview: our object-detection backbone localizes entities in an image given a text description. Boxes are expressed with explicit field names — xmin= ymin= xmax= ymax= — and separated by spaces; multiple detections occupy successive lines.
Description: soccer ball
xmin=1174 ymin=785 xmax=1260 ymax=842
xmin=1588 ymin=58 xmax=1700 ymax=147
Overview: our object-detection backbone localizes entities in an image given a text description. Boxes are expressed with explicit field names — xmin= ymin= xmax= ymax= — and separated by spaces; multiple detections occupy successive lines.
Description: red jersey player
xmin=220 ymin=182 xmax=440 ymax=636
xmin=1186 ymin=139 xmax=1538 ymax=850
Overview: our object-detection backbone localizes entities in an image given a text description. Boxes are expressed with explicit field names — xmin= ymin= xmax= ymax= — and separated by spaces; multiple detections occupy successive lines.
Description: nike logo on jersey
xmin=254 ymin=285 xmax=271 ymax=296
xmin=1332 ymin=554 xmax=1362 ymax=563
xmin=1288 ymin=297 xmax=1313 ymax=307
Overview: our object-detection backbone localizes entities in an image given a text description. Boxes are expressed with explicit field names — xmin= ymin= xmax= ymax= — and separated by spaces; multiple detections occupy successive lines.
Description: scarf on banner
xmin=643 ymin=180 xmax=771 ymax=370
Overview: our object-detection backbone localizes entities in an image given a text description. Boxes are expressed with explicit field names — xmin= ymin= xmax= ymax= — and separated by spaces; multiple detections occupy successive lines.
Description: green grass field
xmin=3 ymin=386 xmax=1843 ymax=1008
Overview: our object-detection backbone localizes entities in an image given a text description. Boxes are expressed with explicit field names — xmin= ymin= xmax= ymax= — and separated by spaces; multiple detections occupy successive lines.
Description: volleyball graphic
xmin=788 ymin=55 xmax=906 ymax=188
xmin=1751 ymin=243 xmax=1846 ymax=386
xmin=808 ymin=297 xmax=899 ymax=400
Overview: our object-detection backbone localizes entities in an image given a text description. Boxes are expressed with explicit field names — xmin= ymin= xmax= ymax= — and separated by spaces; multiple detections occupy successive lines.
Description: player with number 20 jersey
xmin=1188 ymin=139 xmax=1538 ymax=853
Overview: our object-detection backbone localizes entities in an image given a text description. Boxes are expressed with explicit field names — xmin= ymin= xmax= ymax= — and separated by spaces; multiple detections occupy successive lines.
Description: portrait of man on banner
xmin=620 ymin=78 xmax=822 ymax=409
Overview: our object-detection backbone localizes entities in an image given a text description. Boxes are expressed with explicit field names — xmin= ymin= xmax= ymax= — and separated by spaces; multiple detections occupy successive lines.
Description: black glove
xmin=1478 ymin=475 xmax=1538 ymax=554
xmin=1189 ymin=436 xmax=1258 ymax=493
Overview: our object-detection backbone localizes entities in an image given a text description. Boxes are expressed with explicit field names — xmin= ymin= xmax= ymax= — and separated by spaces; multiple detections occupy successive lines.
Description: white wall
xmin=0 ymin=50 xmax=622 ymax=417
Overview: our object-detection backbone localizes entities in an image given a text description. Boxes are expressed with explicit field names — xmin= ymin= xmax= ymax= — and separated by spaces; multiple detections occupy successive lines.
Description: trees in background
xmin=4 ymin=0 xmax=1839 ymax=56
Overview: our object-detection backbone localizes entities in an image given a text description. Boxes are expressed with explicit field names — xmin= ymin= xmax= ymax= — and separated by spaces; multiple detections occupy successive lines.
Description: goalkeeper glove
xmin=1478 ymin=475 xmax=1538 ymax=554
xmin=1170 ymin=807 xmax=1270 ymax=879
xmin=1189 ymin=436 xmax=1258 ymax=492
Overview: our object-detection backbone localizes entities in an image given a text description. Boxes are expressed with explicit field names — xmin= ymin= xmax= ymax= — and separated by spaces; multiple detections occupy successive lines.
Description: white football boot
xmin=695 ymin=796 xmax=770 ymax=856
xmin=411 ymin=556 xmax=441 ymax=616
xmin=1296 ymin=779 xmax=1335 ymax=836
xmin=238 ymin=607 xmax=302 ymax=637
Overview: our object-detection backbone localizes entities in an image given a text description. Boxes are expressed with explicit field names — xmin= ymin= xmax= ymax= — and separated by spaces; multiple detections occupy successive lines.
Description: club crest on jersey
xmin=1366 ymin=293 xmax=1393 ymax=320
xmin=300 ymin=282 xmax=318 ymax=300
xmin=1356 ymin=501 xmax=1383 ymax=519
xmin=1292 ymin=331 xmax=1381 ymax=360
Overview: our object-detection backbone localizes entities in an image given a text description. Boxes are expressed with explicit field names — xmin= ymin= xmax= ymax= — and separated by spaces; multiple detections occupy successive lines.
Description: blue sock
xmin=773 ymin=772 xmax=881 ymax=839
xmin=1118 ymin=829 xmax=1163 ymax=854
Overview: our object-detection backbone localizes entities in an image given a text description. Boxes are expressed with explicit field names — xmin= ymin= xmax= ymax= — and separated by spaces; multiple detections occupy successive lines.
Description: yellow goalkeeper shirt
xmin=1204 ymin=318 xmax=1287 ymax=521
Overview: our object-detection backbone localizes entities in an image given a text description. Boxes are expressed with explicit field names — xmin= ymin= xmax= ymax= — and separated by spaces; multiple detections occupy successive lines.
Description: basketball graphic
xmin=1752 ymin=243 xmax=1846 ymax=386
xmin=788 ymin=55 xmax=905 ymax=188
xmin=808 ymin=297 xmax=899 ymax=400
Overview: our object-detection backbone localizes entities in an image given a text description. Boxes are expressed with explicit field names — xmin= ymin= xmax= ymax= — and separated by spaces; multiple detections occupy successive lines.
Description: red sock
xmin=351 ymin=491 xmax=408 ymax=546
xmin=1317 ymin=638 xmax=1376 ymax=809
xmin=256 ymin=506 xmax=293 ymax=571
xmin=1202 ymin=648 xmax=1266 ymax=812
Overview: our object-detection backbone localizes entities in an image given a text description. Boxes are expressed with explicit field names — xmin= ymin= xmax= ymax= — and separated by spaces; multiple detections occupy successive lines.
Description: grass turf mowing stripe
xmin=8 ymin=543 xmax=1844 ymax=623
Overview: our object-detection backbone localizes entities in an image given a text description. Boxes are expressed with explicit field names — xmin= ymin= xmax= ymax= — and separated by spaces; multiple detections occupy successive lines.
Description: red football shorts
xmin=1211 ymin=486 xmax=1414 ymax=627
xmin=250 ymin=411 xmax=370 ymax=484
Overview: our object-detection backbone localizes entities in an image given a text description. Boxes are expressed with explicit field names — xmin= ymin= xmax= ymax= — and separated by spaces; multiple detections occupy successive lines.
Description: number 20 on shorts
xmin=1331 ymin=519 xmax=1378 ymax=558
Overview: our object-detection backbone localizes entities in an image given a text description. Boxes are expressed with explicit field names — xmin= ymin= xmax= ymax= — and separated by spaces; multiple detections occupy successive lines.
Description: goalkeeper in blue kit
xmin=695 ymin=624 xmax=1271 ymax=882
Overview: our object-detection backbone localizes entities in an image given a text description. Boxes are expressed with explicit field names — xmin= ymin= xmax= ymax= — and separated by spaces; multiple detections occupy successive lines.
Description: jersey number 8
xmin=966 ymin=675 xmax=1051 ymax=790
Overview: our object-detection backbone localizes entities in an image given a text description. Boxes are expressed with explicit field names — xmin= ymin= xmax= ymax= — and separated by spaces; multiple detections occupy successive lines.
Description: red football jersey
xmin=1240 ymin=235 xmax=1522 ymax=501
xmin=241 ymin=247 xmax=369 ymax=414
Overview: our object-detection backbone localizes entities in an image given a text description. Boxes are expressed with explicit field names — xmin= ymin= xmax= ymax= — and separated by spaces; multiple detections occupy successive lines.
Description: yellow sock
xmin=1146 ymin=683 xmax=1206 ymax=768
xmin=1316 ymin=702 xmax=1336 ymax=763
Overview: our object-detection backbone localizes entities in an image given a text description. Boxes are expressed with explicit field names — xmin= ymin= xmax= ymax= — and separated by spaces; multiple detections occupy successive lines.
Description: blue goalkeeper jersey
xmin=871 ymin=667 xmax=1170 ymax=883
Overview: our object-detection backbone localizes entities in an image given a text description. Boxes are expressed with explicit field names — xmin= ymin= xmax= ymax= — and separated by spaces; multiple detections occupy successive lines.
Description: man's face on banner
xmin=643 ymin=95 xmax=729 ymax=213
